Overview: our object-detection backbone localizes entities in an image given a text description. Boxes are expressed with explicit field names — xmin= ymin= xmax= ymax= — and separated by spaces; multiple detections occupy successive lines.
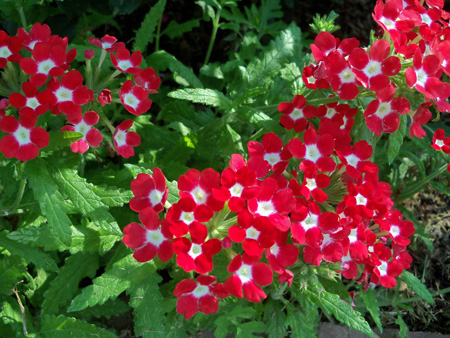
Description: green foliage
xmin=388 ymin=115 xmax=407 ymax=164
xmin=39 ymin=315 xmax=116 ymax=337
xmin=309 ymin=10 xmax=341 ymax=34
xmin=400 ymin=271 xmax=435 ymax=304
xmin=168 ymin=88 xmax=233 ymax=111
xmin=360 ymin=288 xmax=383 ymax=333
xmin=133 ymin=0 xmax=166 ymax=52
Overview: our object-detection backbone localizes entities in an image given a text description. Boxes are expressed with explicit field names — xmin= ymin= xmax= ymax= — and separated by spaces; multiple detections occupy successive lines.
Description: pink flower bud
xmin=84 ymin=49 xmax=95 ymax=60
xmin=97 ymin=89 xmax=112 ymax=106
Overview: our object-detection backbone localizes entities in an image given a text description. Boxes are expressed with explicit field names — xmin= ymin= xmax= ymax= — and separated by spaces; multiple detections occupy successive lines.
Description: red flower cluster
xmin=0 ymin=23 xmax=160 ymax=161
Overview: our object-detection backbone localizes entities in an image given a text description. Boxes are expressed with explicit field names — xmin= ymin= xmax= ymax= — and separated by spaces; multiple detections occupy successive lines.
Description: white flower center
xmin=379 ymin=17 xmax=396 ymax=31
xmin=305 ymin=178 xmax=317 ymax=190
xmin=270 ymin=243 xmax=280 ymax=256
xmin=415 ymin=68 xmax=428 ymax=87
xmin=114 ymin=129 xmax=127 ymax=146
xmin=188 ymin=243 xmax=203 ymax=259
xmin=304 ymin=144 xmax=321 ymax=162
xmin=0 ymin=46 xmax=12 ymax=58
xmin=149 ymin=189 xmax=163 ymax=206
xmin=229 ymin=183 xmax=244 ymax=197
xmin=339 ymin=68 xmax=355 ymax=83
xmin=38 ymin=59 xmax=56 ymax=75
xmin=146 ymin=228 xmax=164 ymax=247
xmin=192 ymin=284 xmax=209 ymax=298
xmin=390 ymin=225 xmax=400 ymax=238
xmin=55 ymin=87 xmax=73 ymax=102
xmin=421 ymin=13 xmax=433 ymax=27
xmin=264 ymin=152 xmax=281 ymax=166
xmin=102 ymin=42 xmax=112 ymax=49
xmin=377 ymin=260 xmax=388 ymax=276
xmin=180 ymin=211 xmax=195 ymax=225
xmin=246 ymin=226 xmax=260 ymax=240
xmin=376 ymin=102 xmax=392 ymax=118
xmin=26 ymin=97 xmax=39 ymax=109
xmin=345 ymin=154 xmax=360 ymax=168
xmin=118 ymin=60 xmax=132 ymax=71
xmin=236 ymin=263 xmax=252 ymax=284
xmin=363 ymin=60 xmax=381 ymax=76
xmin=191 ymin=186 xmax=207 ymax=205
xmin=256 ymin=200 xmax=275 ymax=217
xmin=290 ymin=108 xmax=304 ymax=121
xmin=74 ymin=121 xmax=90 ymax=137
xmin=348 ymin=228 xmax=358 ymax=243
xmin=435 ymin=139 xmax=444 ymax=147
xmin=301 ymin=213 xmax=318 ymax=231
xmin=326 ymin=108 xmax=337 ymax=118
xmin=13 ymin=126 xmax=31 ymax=146
xmin=123 ymin=93 xmax=139 ymax=109
xmin=355 ymin=193 xmax=367 ymax=206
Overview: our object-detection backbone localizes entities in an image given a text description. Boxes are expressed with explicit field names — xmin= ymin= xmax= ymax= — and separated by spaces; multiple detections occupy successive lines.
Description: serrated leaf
xmin=317 ymin=275 xmax=352 ymax=303
xmin=68 ymin=255 xmax=155 ymax=312
xmin=168 ymin=88 xmax=233 ymax=111
xmin=133 ymin=0 xmax=166 ymax=52
xmin=25 ymin=159 xmax=73 ymax=246
xmin=429 ymin=180 xmax=450 ymax=198
xmin=400 ymin=270 xmax=434 ymax=304
xmin=281 ymin=297 xmax=318 ymax=338
xmin=304 ymin=288 xmax=372 ymax=336
xmin=39 ymin=315 xmax=116 ymax=338
xmin=236 ymin=321 xmax=266 ymax=338
xmin=395 ymin=312 xmax=409 ymax=338
xmin=0 ymin=231 xmax=58 ymax=272
xmin=360 ymin=288 xmax=383 ymax=333
xmin=73 ymin=298 xmax=130 ymax=320
xmin=93 ymin=185 xmax=133 ymax=207
xmin=161 ymin=19 xmax=200 ymax=39
xmin=245 ymin=22 xmax=299 ymax=88
xmin=388 ymin=115 xmax=407 ymax=164
xmin=42 ymin=253 xmax=99 ymax=315
xmin=52 ymin=168 xmax=122 ymax=236
xmin=129 ymin=271 xmax=164 ymax=338
xmin=0 ymin=254 xmax=27 ymax=295
xmin=147 ymin=50 xmax=202 ymax=88
xmin=263 ymin=301 xmax=287 ymax=338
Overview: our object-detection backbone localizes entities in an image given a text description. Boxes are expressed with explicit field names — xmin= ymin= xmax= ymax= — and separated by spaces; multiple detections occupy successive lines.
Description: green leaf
xmin=42 ymin=253 xmax=99 ymax=315
xmin=388 ymin=115 xmax=407 ymax=164
xmin=304 ymin=288 xmax=372 ymax=336
xmin=400 ymin=270 xmax=434 ymax=304
xmin=25 ymin=159 xmax=73 ymax=246
xmin=214 ymin=305 xmax=256 ymax=338
xmin=52 ymin=168 xmax=122 ymax=236
xmin=236 ymin=321 xmax=266 ymax=338
xmin=72 ymin=298 xmax=130 ymax=320
xmin=245 ymin=22 xmax=299 ymax=88
xmin=395 ymin=311 xmax=409 ymax=338
xmin=281 ymin=296 xmax=318 ymax=338
xmin=0 ymin=254 xmax=27 ymax=295
xmin=317 ymin=275 xmax=352 ymax=303
xmin=263 ymin=300 xmax=287 ymax=338
xmin=161 ymin=19 xmax=200 ymax=39
xmin=360 ymin=288 xmax=383 ymax=333
xmin=133 ymin=0 xmax=166 ymax=52
xmin=147 ymin=50 xmax=203 ymax=88
xmin=129 ymin=271 xmax=164 ymax=338
xmin=39 ymin=315 xmax=116 ymax=338
xmin=168 ymin=88 xmax=233 ymax=111
xmin=68 ymin=255 xmax=155 ymax=312
xmin=92 ymin=184 xmax=133 ymax=208
xmin=0 ymin=231 xmax=58 ymax=272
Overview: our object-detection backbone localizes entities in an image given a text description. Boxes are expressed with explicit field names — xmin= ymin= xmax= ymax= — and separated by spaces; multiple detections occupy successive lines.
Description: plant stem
xmin=204 ymin=8 xmax=221 ymax=65
xmin=18 ymin=7 xmax=27 ymax=28
xmin=96 ymin=107 xmax=115 ymax=134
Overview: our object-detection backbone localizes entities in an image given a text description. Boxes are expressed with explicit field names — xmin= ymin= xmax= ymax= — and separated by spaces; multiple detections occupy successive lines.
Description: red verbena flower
xmin=97 ymin=89 xmax=112 ymax=106
xmin=0 ymin=30 xmax=22 ymax=68
xmin=129 ymin=168 xmax=169 ymax=213
xmin=0 ymin=110 xmax=49 ymax=161
xmin=134 ymin=67 xmax=161 ymax=94
xmin=122 ymin=207 xmax=173 ymax=262
xmin=431 ymin=129 xmax=450 ymax=153
xmin=88 ymin=34 xmax=125 ymax=52
xmin=174 ymin=275 xmax=229 ymax=319
xmin=113 ymin=120 xmax=141 ymax=158
xmin=111 ymin=48 xmax=142 ymax=74
xmin=9 ymin=82 xmax=49 ymax=116
xmin=225 ymin=253 xmax=273 ymax=303
xmin=17 ymin=23 xmax=52 ymax=51
xmin=60 ymin=110 xmax=103 ymax=153
xmin=173 ymin=237 xmax=222 ymax=274
xmin=119 ymin=80 xmax=152 ymax=116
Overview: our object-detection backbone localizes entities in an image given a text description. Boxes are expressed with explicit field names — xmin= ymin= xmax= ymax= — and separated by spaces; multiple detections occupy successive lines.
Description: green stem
xmin=18 ymin=6 xmax=27 ymax=28
xmin=379 ymin=287 xmax=450 ymax=307
xmin=204 ymin=8 xmax=221 ymax=65
xmin=397 ymin=163 xmax=449 ymax=201
xmin=96 ymin=107 xmax=115 ymax=134
xmin=0 ymin=162 xmax=27 ymax=216
xmin=93 ymin=70 xmax=121 ymax=94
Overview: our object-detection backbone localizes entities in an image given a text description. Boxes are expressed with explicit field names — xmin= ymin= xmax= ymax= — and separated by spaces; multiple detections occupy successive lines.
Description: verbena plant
xmin=1 ymin=0 xmax=449 ymax=337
